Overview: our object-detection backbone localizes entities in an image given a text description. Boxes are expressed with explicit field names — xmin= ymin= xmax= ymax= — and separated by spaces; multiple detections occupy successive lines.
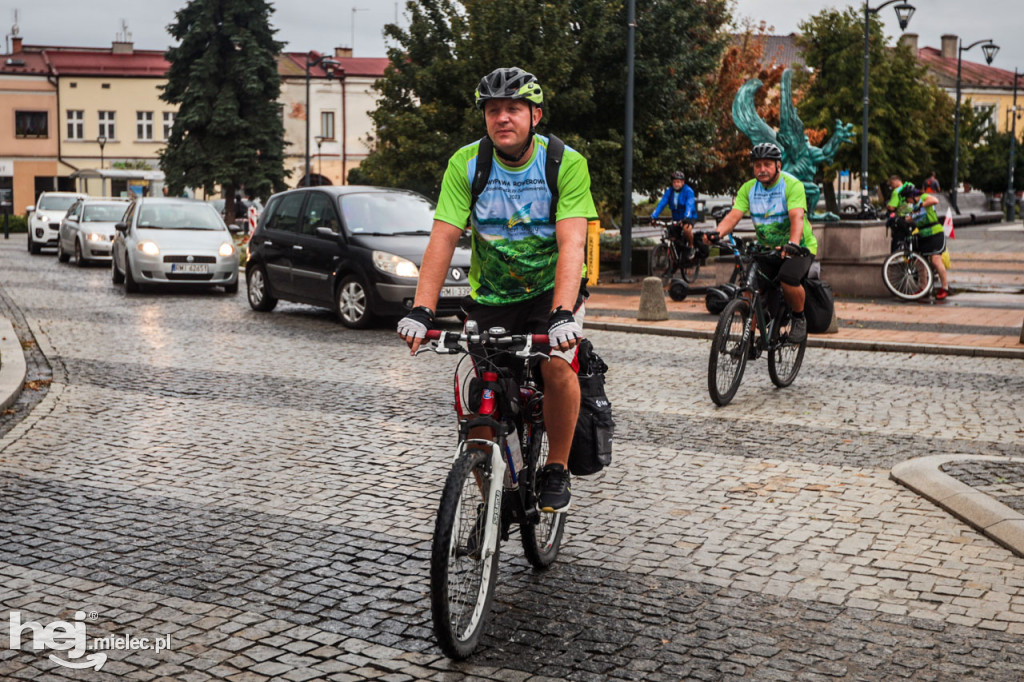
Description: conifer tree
xmin=160 ymin=0 xmax=287 ymax=223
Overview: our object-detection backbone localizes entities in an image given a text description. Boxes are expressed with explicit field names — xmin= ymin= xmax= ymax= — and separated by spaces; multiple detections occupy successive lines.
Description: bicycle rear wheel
xmin=430 ymin=447 xmax=500 ymax=659
xmin=708 ymin=298 xmax=751 ymax=406
xmin=882 ymin=251 xmax=932 ymax=301
xmin=767 ymin=307 xmax=806 ymax=387
xmin=680 ymin=257 xmax=700 ymax=283
xmin=650 ymin=243 xmax=675 ymax=279
xmin=519 ymin=426 xmax=566 ymax=569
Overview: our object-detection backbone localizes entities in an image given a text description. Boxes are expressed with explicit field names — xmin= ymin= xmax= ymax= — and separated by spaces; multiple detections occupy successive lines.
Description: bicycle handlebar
xmin=422 ymin=329 xmax=550 ymax=352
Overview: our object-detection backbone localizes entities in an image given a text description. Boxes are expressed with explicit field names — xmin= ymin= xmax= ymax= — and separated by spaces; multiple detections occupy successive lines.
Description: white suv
xmin=27 ymin=191 xmax=86 ymax=254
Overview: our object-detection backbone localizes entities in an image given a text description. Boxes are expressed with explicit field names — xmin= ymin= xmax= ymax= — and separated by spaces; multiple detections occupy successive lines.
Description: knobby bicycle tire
xmin=767 ymin=307 xmax=806 ymax=388
xmin=519 ymin=426 xmax=566 ymax=569
xmin=680 ymin=257 xmax=700 ymax=284
xmin=882 ymin=250 xmax=932 ymax=301
xmin=650 ymin=243 xmax=675 ymax=279
xmin=708 ymin=298 xmax=751 ymax=406
xmin=430 ymin=447 xmax=500 ymax=659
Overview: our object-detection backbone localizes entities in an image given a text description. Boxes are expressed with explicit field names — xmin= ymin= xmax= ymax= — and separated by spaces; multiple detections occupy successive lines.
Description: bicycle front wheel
xmin=650 ymin=243 xmax=675 ymax=279
xmin=882 ymin=251 xmax=932 ymax=301
xmin=430 ymin=447 xmax=500 ymax=659
xmin=767 ymin=307 xmax=806 ymax=387
xmin=520 ymin=426 xmax=566 ymax=569
xmin=708 ymin=298 xmax=751 ymax=406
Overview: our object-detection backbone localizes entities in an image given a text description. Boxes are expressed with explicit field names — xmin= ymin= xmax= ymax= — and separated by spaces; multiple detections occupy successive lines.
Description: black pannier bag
xmin=568 ymin=339 xmax=614 ymax=476
xmin=802 ymin=276 xmax=835 ymax=334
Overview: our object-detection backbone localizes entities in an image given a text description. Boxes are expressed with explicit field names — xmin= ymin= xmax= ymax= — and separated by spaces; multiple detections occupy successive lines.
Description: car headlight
xmin=35 ymin=213 xmax=48 ymax=224
xmin=87 ymin=232 xmax=104 ymax=242
xmin=219 ymin=242 xmax=236 ymax=257
xmin=138 ymin=241 xmax=160 ymax=256
xmin=372 ymin=250 xmax=419 ymax=278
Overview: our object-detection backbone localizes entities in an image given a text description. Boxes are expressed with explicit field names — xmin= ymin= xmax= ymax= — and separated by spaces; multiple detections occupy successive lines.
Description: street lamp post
xmin=305 ymin=52 xmax=340 ymax=187
xmin=97 ymin=135 xmax=107 ymax=196
xmin=951 ymin=38 xmax=999 ymax=214
xmin=314 ymin=136 xmax=326 ymax=185
xmin=1005 ymin=69 xmax=1021 ymax=221
xmin=860 ymin=0 xmax=915 ymax=216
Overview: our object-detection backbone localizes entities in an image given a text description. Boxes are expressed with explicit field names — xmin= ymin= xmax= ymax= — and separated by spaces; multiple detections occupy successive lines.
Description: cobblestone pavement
xmin=2 ymin=241 xmax=1024 ymax=681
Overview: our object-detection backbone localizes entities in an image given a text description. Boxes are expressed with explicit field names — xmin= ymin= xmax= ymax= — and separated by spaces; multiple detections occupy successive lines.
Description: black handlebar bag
xmin=568 ymin=339 xmax=614 ymax=476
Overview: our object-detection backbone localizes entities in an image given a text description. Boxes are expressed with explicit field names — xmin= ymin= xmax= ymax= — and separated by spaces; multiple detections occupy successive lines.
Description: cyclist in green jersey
xmin=897 ymin=184 xmax=950 ymax=299
xmin=710 ymin=142 xmax=815 ymax=344
xmin=397 ymin=67 xmax=598 ymax=513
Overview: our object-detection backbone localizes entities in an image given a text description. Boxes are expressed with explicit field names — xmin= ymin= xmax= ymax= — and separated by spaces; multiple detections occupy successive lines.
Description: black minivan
xmin=245 ymin=186 xmax=472 ymax=328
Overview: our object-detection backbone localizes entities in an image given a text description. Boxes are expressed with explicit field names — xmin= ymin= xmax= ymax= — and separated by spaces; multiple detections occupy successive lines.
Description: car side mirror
xmin=315 ymin=226 xmax=340 ymax=240
xmin=26 ymin=205 xmax=34 ymax=213
xmin=115 ymin=222 xmax=128 ymax=233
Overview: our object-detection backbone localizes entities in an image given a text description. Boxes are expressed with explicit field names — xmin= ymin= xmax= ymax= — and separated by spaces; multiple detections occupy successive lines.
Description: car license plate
xmin=440 ymin=286 xmax=470 ymax=298
xmin=171 ymin=263 xmax=210 ymax=273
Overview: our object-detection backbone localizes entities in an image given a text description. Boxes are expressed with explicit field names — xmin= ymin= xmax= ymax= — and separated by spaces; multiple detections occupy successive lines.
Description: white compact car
xmin=27 ymin=191 xmax=87 ymax=254
xmin=111 ymin=197 xmax=239 ymax=294
xmin=58 ymin=198 xmax=130 ymax=266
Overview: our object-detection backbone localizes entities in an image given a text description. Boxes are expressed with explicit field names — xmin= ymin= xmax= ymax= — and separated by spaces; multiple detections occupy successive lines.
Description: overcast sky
xmin=3 ymin=1 xmax=1022 ymax=74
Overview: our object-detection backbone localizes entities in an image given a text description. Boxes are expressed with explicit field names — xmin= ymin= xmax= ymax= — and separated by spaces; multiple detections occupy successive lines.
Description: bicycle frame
xmin=424 ymin=329 xmax=549 ymax=541
xmin=731 ymin=246 xmax=786 ymax=357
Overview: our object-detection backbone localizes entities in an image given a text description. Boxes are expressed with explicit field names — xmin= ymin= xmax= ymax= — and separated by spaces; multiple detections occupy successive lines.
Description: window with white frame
xmin=321 ymin=111 xmax=335 ymax=140
xmin=67 ymin=110 xmax=84 ymax=140
xmin=162 ymin=112 xmax=175 ymax=140
xmin=98 ymin=111 xmax=116 ymax=139
xmin=137 ymin=111 xmax=154 ymax=141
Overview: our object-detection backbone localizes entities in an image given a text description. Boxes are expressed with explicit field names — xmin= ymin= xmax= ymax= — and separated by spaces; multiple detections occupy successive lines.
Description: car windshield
xmin=83 ymin=204 xmax=127 ymax=222
xmin=340 ymin=192 xmax=434 ymax=235
xmin=37 ymin=195 xmax=79 ymax=211
xmin=137 ymin=203 xmax=224 ymax=230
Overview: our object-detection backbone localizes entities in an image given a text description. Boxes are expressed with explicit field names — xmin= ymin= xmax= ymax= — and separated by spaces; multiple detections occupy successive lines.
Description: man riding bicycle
xmin=397 ymin=66 xmax=598 ymax=513
xmin=709 ymin=142 xmax=816 ymax=344
xmin=651 ymin=170 xmax=698 ymax=256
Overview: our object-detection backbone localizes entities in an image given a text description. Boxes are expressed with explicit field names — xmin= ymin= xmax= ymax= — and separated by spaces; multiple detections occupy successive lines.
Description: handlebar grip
xmin=425 ymin=330 xmax=442 ymax=340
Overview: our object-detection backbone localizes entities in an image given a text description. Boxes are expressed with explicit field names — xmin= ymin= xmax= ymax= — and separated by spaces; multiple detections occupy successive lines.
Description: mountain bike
xmin=707 ymin=241 xmax=808 ymax=407
xmin=417 ymin=325 xmax=566 ymax=659
xmin=649 ymin=219 xmax=711 ymax=283
xmin=881 ymin=217 xmax=940 ymax=301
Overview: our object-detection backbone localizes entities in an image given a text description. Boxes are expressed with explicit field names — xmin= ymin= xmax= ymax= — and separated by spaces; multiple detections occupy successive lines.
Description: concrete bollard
xmin=637 ymin=276 xmax=669 ymax=321
xmin=825 ymin=309 xmax=839 ymax=334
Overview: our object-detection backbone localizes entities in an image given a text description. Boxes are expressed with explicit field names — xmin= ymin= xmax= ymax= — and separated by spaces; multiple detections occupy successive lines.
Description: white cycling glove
xmin=547 ymin=307 xmax=582 ymax=348
xmin=397 ymin=306 xmax=435 ymax=340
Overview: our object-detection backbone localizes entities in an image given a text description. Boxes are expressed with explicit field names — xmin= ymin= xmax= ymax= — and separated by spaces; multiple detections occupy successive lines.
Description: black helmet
xmin=898 ymin=182 xmax=921 ymax=200
xmin=475 ymin=67 xmax=544 ymax=109
xmin=750 ymin=142 xmax=783 ymax=161
xmin=671 ymin=170 xmax=686 ymax=182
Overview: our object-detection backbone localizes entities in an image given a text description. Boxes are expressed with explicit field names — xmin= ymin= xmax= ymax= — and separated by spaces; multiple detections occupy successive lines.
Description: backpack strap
xmin=545 ymin=134 xmax=565 ymax=225
xmin=469 ymin=136 xmax=494 ymax=219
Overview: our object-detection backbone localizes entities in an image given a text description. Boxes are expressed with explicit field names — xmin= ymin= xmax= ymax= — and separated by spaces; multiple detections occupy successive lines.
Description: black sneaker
xmin=538 ymin=464 xmax=571 ymax=513
xmin=789 ymin=316 xmax=807 ymax=344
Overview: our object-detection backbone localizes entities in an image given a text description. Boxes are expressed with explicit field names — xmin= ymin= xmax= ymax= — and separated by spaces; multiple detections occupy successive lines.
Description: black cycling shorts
xmin=918 ymin=231 xmax=946 ymax=256
xmin=760 ymin=252 xmax=815 ymax=286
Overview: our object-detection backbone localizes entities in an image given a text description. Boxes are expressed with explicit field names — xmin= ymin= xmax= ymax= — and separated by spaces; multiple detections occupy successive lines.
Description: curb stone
xmin=0 ymin=316 xmax=27 ymax=412
xmin=891 ymin=455 xmax=1024 ymax=559
xmin=585 ymin=320 xmax=1024 ymax=359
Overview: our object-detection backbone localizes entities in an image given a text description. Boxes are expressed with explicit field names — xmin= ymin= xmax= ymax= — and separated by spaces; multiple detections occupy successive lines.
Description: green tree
xmin=794 ymin=7 xmax=947 ymax=197
xmin=965 ymin=127 xmax=1024 ymax=195
xmin=160 ymin=0 xmax=287 ymax=222
xmin=356 ymin=0 xmax=728 ymax=215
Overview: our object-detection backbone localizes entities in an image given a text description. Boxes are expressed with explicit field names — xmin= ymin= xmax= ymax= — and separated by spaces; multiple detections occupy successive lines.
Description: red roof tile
xmin=917 ymin=46 xmax=1017 ymax=90
xmin=0 ymin=50 xmax=50 ymax=75
xmin=43 ymin=49 xmax=169 ymax=77
xmin=281 ymin=52 xmax=387 ymax=79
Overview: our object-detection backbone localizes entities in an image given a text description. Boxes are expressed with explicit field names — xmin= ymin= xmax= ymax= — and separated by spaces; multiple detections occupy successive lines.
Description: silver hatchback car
xmin=58 ymin=197 xmax=130 ymax=266
xmin=111 ymin=197 xmax=240 ymax=294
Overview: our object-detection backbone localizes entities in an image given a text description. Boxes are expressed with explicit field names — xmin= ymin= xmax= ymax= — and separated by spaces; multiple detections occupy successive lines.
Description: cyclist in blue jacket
xmin=651 ymin=170 xmax=698 ymax=256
